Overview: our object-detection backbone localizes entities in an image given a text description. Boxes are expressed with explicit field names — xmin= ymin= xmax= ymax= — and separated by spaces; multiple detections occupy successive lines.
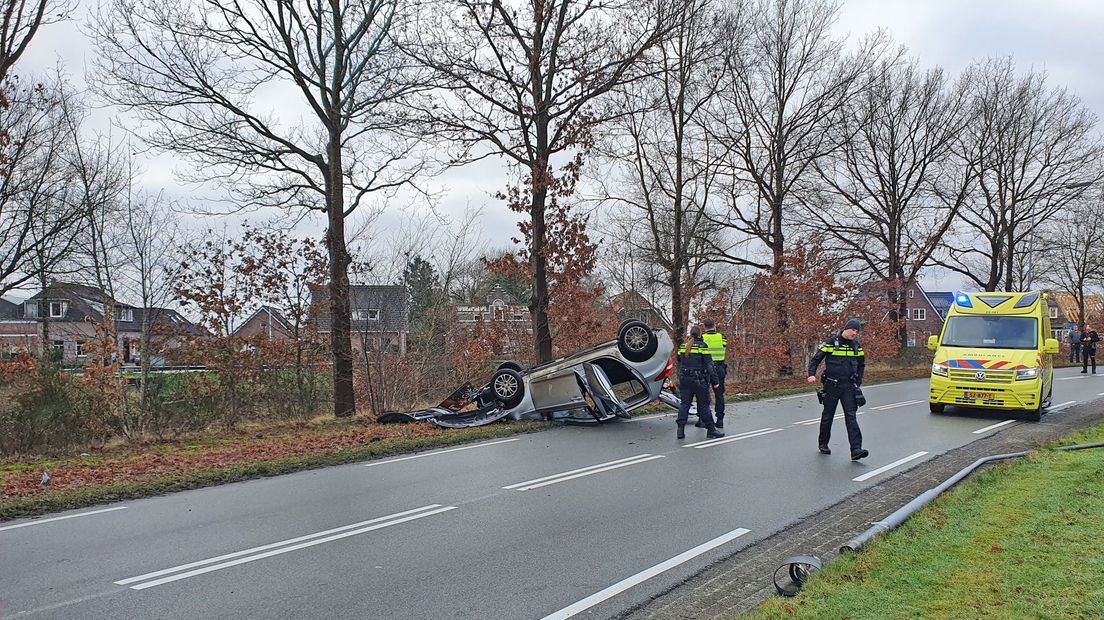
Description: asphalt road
xmin=3 ymin=366 xmax=1102 ymax=619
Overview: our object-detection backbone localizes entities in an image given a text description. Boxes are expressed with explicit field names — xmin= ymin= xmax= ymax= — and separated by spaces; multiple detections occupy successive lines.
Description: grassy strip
xmin=0 ymin=421 xmax=549 ymax=521
xmin=745 ymin=424 xmax=1104 ymax=619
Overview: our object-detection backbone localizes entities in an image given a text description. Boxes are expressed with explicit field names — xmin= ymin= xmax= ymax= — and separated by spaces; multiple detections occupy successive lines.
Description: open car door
xmin=581 ymin=362 xmax=631 ymax=419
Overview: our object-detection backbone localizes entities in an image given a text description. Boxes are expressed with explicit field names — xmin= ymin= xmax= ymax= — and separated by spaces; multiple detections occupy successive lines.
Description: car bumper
xmin=929 ymin=374 xmax=1042 ymax=410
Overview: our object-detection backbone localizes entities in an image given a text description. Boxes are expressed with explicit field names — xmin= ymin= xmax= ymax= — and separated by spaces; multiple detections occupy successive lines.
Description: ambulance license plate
xmin=966 ymin=392 xmax=994 ymax=400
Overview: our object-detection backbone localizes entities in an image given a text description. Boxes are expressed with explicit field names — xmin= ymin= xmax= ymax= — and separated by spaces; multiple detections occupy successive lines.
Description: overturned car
xmin=378 ymin=320 xmax=679 ymax=428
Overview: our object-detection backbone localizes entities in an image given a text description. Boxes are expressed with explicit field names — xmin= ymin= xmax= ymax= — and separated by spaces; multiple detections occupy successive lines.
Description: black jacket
xmin=1084 ymin=330 xmax=1100 ymax=355
xmin=677 ymin=337 xmax=719 ymax=385
xmin=808 ymin=333 xmax=865 ymax=385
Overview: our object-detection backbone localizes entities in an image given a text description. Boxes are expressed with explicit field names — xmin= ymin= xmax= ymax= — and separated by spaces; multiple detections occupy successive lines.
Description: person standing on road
xmin=1069 ymin=326 xmax=1082 ymax=364
xmin=676 ymin=325 xmax=724 ymax=440
xmin=697 ymin=318 xmax=729 ymax=428
xmin=1081 ymin=325 xmax=1099 ymax=374
xmin=807 ymin=318 xmax=869 ymax=461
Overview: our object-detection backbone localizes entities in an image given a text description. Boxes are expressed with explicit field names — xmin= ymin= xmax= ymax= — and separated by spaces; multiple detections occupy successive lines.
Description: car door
xmin=581 ymin=362 xmax=631 ymax=419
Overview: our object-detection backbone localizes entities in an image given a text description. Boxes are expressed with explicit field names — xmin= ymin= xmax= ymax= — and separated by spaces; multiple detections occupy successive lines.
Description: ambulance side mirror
xmin=926 ymin=336 xmax=939 ymax=351
xmin=1043 ymin=338 xmax=1059 ymax=354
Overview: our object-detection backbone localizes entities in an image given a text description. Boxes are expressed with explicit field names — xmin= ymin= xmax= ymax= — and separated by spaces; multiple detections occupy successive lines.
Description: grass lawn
xmin=745 ymin=424 xmax=1104 ymax=619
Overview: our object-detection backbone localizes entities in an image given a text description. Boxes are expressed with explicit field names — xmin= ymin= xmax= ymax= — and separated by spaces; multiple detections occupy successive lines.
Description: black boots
xmin=677 ymin=423 xmax=686 ymax=439
xmin=706 ymin=428 xmax=725 ymax=438
xmin=715 ymin=417 xmax=724 ymax=429
xmin=694 ymin=420 xmax=706 ymax=428
xmin=851 ymin=448 xmax=869 ymax=461
xmin=818 ymin=444 xmax=831 ymax=455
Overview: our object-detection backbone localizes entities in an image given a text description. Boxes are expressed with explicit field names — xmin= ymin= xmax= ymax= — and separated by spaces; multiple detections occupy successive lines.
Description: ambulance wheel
xmin=490 ymin=368 xmax=525 ymax=409
xmin=1025 ymin=407 xmax=1042 ymax=422
xmin=929 ymin=403 xmax=944 ymax=414
xmin=618 ymin=320 xmax=658 ymax=362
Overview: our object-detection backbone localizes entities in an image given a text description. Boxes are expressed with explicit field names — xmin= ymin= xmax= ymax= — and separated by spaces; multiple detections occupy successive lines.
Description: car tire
xmin=497 ymin=360 xmax=525 ymax=373
xmin=1026 ymin=388 xmax=1045 ymax=422
xmin=929 ymin=403 xmax=944 ymax=414
xmin=618 ymin=320 xmax=658 ymax=363
xmin=490 ymin=368 xmax=525 ymax=409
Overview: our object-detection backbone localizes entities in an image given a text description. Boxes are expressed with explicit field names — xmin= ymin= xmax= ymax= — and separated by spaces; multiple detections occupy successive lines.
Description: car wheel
xmin=490 ymin=368 xmax=525 ymax=409
xmin=929 ymin=403 xmax=944 ymax=414
xmin=618 ymin=320 xmax=658 ymax=363
xmin=497 ymin=360 xmax=525 ymax=373
xmin=1026 ymin=389 xmax=1044 ymax=422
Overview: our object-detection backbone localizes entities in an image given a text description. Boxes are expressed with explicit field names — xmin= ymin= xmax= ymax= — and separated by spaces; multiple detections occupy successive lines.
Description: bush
xmin=0 ymin=361 xmax=108 ymax=454
xmin=126 ymin=373 xmax=223 ymax=439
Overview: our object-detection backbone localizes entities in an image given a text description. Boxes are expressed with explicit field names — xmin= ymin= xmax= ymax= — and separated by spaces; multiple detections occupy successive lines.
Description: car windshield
xmin=941 ymin=316 xmax=1038 ymax=350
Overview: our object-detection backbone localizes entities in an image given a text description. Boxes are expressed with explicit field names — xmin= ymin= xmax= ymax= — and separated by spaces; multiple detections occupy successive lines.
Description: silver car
xmin=379 ymin=321 xmax=676 ymax=428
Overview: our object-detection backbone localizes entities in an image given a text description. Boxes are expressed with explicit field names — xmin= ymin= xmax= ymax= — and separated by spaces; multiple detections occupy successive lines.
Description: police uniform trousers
xmin=819 ymin=379 xmax=863 ymax=452
xmin=712 ymin=362 xmax=727 ymax=421
xmin=678 ymin=373 xmax=715 ymax=427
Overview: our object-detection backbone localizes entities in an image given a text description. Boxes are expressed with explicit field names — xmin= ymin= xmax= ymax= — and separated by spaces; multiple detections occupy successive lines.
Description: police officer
xmin=697 ymin=319 xmax=728 ymax=428
xmin=676 ymin=325 xmax=725 ymax=440
xmin=806 ymin=318 xmax=869 ymax=460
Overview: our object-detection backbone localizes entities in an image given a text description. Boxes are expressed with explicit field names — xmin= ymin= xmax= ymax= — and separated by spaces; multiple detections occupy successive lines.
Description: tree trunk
xmin=326 ymin=137 xmax=356 ymax=417
xmin=529 ymin=162 xmax=554 ymax=363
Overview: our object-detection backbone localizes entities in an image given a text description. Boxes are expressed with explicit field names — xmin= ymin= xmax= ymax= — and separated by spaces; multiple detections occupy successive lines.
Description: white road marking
xmin=682 ymin=428 xmax=775 ymax=447
xmin=540 ymin=527 xmax=751 ymax=620
xmin=364 ymin=438 xmax=521 ymax=467
xmin=971 ymin=420 xmax=1017 ymax=434
xmin=765 ymin=393 xmax=813 ymax=402
xmin=793 ymin=411 xmax=866 ymax=426
xmin=1097 ymin=392 xmax=1104 ymax=396
xmin=504 ymin=455 xmax=665 ymax=491
xmin=861 ymin=381 xmax=904 ymax=390
xmin=688 ymin=428 xmax=784 ymax=448
xmin=1048 ymin=400 xmax=1077 ymax=412
xmin=872 ymin=400 xmax=924 ymax=410
xmin=119 ymin=505 xmax=455 ymax=590
xmin=1057 ymin=376 xmax=1087 ymax=381
xmin=853 ymin=451 xmax=929 ymax=482
xmin=0 ymin=506 xmax=127 ymax=533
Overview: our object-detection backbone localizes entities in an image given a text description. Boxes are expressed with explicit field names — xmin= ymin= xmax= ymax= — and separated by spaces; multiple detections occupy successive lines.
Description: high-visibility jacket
xmin=808 ymin=334 xmax=865 ymax=384
xmin=701 ymin=330 xmax=727 ymax=362
xmin=677 ymin=337 xmax=719 ymax=384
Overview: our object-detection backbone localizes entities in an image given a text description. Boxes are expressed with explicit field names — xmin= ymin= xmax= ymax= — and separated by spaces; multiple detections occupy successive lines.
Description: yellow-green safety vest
xmin=701 ymin=331 xmax=727 ymax=361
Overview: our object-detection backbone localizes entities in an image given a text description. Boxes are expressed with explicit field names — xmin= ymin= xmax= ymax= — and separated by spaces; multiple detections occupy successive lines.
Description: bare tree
xmin=1037 ymin=187 xmax=1104 ymax=332
xmin=710 ymin=0 xmax=885 ymax=273
xmin=403 ymin=0 xmax=672 ymax=363
xmin=936 ymin=57 xmax=1102 ymax=292
xmin=809 ymin=55 xmax=973 ymax=342
xmin=1 ymin=0 xmax=72 ymax=83
xmin=595 ymin=0 xmax=728 ymax=340
xmin=92 ymin=0 xmax=431 ymax=417
xmin=0 ymin=75 xmax=83 ymax=295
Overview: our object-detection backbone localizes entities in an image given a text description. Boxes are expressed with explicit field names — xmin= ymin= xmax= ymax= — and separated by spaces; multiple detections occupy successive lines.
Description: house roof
xmin=609 ymin=290 xmax=674 ymax=331
xmin=1048 ymin=291 xmax=1104 ymax=324
xmin=312 ymin=284 xmax=409 ymax=332
xmin=24 ymin=282 xmax=135 ymax=323
xmin=925 ymin=292 xmax=954 ymax=318
xmin=233 ymin=305 xmax=293 ymax=337
xmin=0 ymin=298 xmax=19 ymax=319
xmin=135 ymin=307 xmax=206 ymax=336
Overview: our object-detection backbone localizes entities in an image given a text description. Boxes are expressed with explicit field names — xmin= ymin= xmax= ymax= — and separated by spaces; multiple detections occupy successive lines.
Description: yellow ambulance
xmin=927 ymin=291 xmax=1058 ymax=421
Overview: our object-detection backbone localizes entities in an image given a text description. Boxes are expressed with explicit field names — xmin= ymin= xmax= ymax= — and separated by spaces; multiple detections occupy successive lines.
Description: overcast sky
xmin=12 ymin=0 xmax=1104 ymax=296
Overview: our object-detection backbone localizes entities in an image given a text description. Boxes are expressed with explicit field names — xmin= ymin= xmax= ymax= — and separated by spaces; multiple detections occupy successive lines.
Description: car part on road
xmin=840 ymin=440 xmax=1104 ymax=554
xmin=773 ymin=555 xmax=822 ymax=597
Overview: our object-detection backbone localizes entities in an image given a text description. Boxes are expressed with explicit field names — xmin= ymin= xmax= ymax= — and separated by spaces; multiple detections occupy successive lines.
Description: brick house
xmin=9 ymin=282 xmax=200 ymax=364
xmin=1045 ymin=291 xmax=1104 ymax=341
xmin=609 ymin=290 xmax=674 ymax=332
xmin=311 ymin=284 xmax=409 ymax=354
xmin=456 ymin=285 xmax=531 ymax=327
xmin=234 ymin=305 xmax=295 ymax=341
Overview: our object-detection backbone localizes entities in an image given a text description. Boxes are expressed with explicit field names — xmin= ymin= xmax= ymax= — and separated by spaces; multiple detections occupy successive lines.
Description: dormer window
xmin=353 ymin=309 xmax=380 ymax=321
xmin=49 ymin=301 xmax=67 ymax=318
xmin=116 ymin=308 xmax=134 ymax=322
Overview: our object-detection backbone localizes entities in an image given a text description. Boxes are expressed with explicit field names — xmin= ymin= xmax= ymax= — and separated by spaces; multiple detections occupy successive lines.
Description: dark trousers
xmin=712 ymin=362 xmax=727 ymax=420
xmin=1071 ymin=343 xmax=1082 ymax=363
xmin=819 ymin=380 xmax=863 ymax=452
xmin=1084 ymin=349 xmax=1097 ymax=373
xmin=678 ymin=377 xmax=715 ymax=428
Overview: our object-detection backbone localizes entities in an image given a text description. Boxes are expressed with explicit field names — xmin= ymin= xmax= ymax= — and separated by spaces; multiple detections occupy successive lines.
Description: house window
xmin=1049 ymin=306 xmax=1058 ymax=319
xmin=907 ymin=332 xmax=916 ymax=347
xmin=908 ymin=289 xmax=915 ymax=299
xmin=116 ymin=308 xmax=134 ymax=322
xmin=51 ymin=340 xmax=64 ymax=355
xmin=911 ymin=308 xmax=926 ymax=321
xmin=353 ymin=309 xmax=380 ymax=321
xmin=49 ymin=301 xmax=66 ymax=318
xmin=512 ymin=313 xmax=524 ymax=321
xmin=75 ymin=341 xmax=86 ymax=357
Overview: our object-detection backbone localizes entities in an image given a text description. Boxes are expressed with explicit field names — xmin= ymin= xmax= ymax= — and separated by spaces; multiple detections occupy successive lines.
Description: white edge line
xmin=794 ymin=411 xmax=866 ymax=426
xmin=1056 ymin=376 xmax=1087 ymax=381
xmin=860 ymin=381 xmax=903 ymax=389
xmin=691 ymin=429 xmax=784 ymax=448
xmin=0 ymin=506 xmax=127 ymax=533
xmin=683 ymin=428 xmax=775 ymax=448
xmin=116 ymin=504 xmax=441 ymax=585
xmin=1097 ymin=392 xmax=1104 ymax=396
xmin=872 ymin=400 xmax=923 ymax=411
xmin=853 ymin=451 xmax=928 ymax=482
xmin=128 ymin=506 xmax=457 ymax=590
xmin=503 ymin=455 xmax=655 ymax=490
xmin=365 ymin=438 xmax=521 ymax=467
xmin=513 ymin=456 xmax=666 ymax=491
xmin=540 ymin=528 xmax=751 ymax=620
xmin=1048 ymin=400 xmax=1077 ymax=412
xmin=971 ymin=419 xmax=1017 ymax=435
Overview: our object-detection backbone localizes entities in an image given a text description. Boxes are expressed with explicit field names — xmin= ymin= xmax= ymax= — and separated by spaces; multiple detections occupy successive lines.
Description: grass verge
xmin=744 ymin=424 xmax=1104 ymax=619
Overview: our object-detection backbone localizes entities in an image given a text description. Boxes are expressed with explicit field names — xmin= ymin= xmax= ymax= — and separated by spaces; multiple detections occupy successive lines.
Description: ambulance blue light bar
xmin=955 ymin=293 xmax=972 ymax=308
